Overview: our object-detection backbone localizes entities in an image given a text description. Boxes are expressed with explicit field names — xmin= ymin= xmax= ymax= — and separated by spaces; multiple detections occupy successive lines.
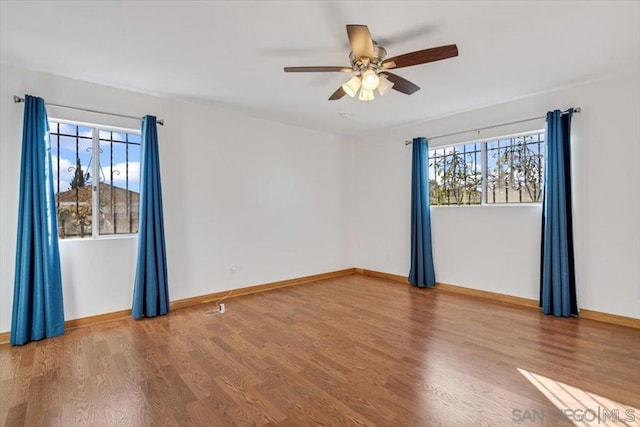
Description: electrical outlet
xmin=218 ymin=303 xmax=226 ymax=314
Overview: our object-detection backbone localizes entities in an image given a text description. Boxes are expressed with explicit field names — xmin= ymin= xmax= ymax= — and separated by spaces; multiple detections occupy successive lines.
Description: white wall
xmin=0 ymin=63 xmax=349 ymax=332
xmin=2 ymin=64 xmax=638 ymax=334
xmin=348 ymin=70 xmax=640 ymax=319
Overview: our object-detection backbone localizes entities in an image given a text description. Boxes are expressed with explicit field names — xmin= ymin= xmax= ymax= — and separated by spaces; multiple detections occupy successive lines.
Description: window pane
xmin=486 ymin=133 xmax=545 ymax=204
xmin=112 ymin=132 xmax=128 ymax=142
xmin=58 ymin=122 xmax=76 ymax=136
xmin=428 ymin=143 xmax=482 ymax=206
xmin=50 ymin=122 xmax=94 ymax=238
xmin=98 ymin=131 xmax=141 ymax=235
xmin=127 ymin=133 xmax=141 ymax=144
xmin=78 ymin=126 xmax=93 ymax=138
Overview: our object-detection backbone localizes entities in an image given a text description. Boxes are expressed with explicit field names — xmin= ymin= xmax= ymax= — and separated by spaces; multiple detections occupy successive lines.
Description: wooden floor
xmin=1 ymin=275 xmax=639 ymax=426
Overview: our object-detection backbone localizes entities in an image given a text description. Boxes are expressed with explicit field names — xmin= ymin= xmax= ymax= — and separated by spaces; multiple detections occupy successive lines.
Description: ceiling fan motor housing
xmin=349 ymin=44 xmax=388 ymax=71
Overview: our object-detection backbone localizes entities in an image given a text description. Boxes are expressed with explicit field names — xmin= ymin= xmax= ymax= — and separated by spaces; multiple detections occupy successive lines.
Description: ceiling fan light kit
xmin=361 ymin=69 xmax=380 ymax=91
xmin=342 ymin=76 xmax=362 ymax=97
xmin=377 ymin=74 xmax=394 ymax=96
xmin=284 ymin=24 xmax=458 ymax=102
xmin=358 ymin=88 xmax=375 ymax=102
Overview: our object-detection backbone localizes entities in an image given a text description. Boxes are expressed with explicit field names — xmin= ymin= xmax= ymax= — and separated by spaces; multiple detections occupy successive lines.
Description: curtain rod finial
xmin=13 ymin=95 xmax=24 ymax=103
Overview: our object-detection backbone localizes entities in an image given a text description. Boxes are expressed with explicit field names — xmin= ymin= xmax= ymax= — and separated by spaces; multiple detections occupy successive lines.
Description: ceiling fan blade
xmin=382 ymin=44 xmax=458 ymax=69
xmin=346 ymin=25 xmax=375 ymax=59
xmin=328 ymin=86 xmax=346 ymax=101
xmin=380 ymin=72 xmax=420 ymax=95
xmin=284 ymin=66 xmax=353 ymax=72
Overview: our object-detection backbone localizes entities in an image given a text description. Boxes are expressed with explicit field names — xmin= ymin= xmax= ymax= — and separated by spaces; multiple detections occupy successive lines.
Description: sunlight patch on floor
xmin=517 ymin=368 xmax=639 ymax=426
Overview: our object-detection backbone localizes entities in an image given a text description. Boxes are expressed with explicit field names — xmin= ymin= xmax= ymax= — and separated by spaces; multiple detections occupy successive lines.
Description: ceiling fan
xmin=283 ymin=24 xmax=458 ymax=102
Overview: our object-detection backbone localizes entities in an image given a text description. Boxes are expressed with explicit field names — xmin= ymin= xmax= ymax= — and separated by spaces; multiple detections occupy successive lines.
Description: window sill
xmin=430 ymin=203 xmax=542 ymax=208
xmin=58 ymin=234 xmax=138 ymax=242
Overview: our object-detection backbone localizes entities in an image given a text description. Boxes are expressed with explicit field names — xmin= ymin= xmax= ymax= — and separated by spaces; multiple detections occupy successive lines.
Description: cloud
xmin=102 ymin=161 xmax=140 ymax=188
xmin=51 ymin=155 xmax=75 ymax=193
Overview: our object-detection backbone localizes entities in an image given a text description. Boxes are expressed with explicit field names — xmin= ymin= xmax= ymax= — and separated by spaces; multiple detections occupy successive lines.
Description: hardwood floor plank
xmin=214 ymin=374 xmax=286 ymax=425
xmin=254 ymin=356 xmax=377 ymax=427
xmin=4 ymin=402 xmax=26 ymax=427
xmin=1 ymin=275 xmax=638 ymax=426
xmin=187 ymin=379 xmax=254 ymax=426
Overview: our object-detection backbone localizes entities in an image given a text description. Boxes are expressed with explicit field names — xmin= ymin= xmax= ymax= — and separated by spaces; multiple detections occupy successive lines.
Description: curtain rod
xmin=404 ymin=107 xmax=580 ymax=145
xmin=13 ymin=95 xmax=164 ymax=126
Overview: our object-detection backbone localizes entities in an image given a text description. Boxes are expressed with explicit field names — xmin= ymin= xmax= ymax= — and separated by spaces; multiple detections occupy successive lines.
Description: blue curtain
xmin=540 ymin=109 xmax=578 ymax=316
xmin=409 ymin=137 xmax=436 ymax=288
xmin=133 ymin=116 xmax=169 ymax=319
xmin=11 ymin=95 xmax=65 ymax=345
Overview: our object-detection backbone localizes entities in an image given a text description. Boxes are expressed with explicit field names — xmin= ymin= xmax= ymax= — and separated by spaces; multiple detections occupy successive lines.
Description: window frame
xmin=49 ymin=117 xmax=142 ymax=240
xmin=428 ymin=128 xmax=546 ymax=207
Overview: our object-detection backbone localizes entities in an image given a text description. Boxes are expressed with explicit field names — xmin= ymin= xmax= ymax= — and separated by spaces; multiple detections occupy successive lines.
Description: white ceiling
xmin=1 ymin=1 xmax=639 ymax=135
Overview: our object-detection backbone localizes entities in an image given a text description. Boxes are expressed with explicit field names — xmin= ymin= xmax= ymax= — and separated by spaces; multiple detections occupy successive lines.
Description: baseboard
xmin=435 ymin=283 xmax=540 ymax=309
xmin=356 ymin=268 xmax=639 ymax=329
xmin=66 ymin=309 xmax=132 ymax=330
xmin=579 ymin=309 xmax=640 ymax=329
xmin=355 ymin=268 xmax=538 ymax=308
xmin=0 ymin=268 xmax=357 ymax=345
xmin=170 ymin=268 xmax=357 ymax=310
xmin=356 ymin=269 xmax=408 ymax=284
xmin=2 ymin=266 xmax=636 ymax=345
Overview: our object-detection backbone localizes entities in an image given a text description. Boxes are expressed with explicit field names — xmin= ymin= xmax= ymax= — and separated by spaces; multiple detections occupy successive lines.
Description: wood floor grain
xmin=1 ymin=275 xmax=639 ymax=426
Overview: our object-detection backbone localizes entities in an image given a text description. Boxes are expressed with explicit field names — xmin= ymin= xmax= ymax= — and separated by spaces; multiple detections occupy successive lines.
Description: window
xmin=428 ymin=130 xmax=545 ymax=206
xmin=49 ymin=120 xmax=141 ymax=238
xmin=429 ymin=142 xmax=483 ymax=206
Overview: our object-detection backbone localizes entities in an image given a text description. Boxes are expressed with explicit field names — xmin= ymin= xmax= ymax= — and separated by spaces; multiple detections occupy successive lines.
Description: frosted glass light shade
xmin=377 ymin=74 xmax=394 ymax=96
xmin=358 ymin=88 xmax=375 ymax=101
xmin=361 ymin=70 xmax=380 ymax=91
xmin=342 ymin=76 xmax=361 ymax=97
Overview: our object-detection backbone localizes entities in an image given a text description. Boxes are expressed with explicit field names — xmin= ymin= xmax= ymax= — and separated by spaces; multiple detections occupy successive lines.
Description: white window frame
xmin=428 ymin=128 xmax=545 ymax=207
xmin=49 ymin=118 xmax=141 ymax=239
